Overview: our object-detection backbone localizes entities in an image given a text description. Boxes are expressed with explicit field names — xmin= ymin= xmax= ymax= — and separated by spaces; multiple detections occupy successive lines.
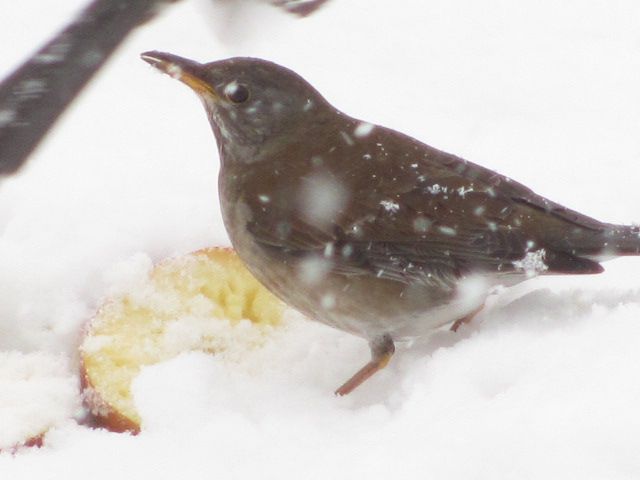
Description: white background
xmin=1 ymin=0 xmax=640 ymax=478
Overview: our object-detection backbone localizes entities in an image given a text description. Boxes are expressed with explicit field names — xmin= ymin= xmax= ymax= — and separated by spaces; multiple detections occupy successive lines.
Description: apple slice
xmin=80 ymin=247 xmax=284 ymax=432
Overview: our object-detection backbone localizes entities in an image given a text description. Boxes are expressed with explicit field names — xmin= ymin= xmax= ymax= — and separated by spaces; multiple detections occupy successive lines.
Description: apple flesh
xmin=80 ymin=247 xmax=285 ymax=432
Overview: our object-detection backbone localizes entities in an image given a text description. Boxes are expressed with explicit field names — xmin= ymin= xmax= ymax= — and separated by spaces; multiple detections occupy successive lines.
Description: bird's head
xmin=141 ymin=51 xmax=330 ymax=162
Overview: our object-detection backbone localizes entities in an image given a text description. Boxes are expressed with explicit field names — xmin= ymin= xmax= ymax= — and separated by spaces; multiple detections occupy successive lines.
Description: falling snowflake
xmin=457 ymin=186 xmax=474 ymax=197
xmin=323 ymin=242 xmax=335 ymax=257
xmin=412 ymin=216 xmax=431 ymax=232
xmin=354 ymin=122 xmax=375 ymax=138
xmin=380 ymin=199 xmax=400 ymax=213
xmin=427 ymin=184 xmax=448 ymax=195
xmin=0 ymin=109 xmax=16 ymax=127
xmin=297 ymin=256 xmax=332 ymax=285
xmin=438 ymin=226 xmax=457 ymax=236
xmin=321 ymin=294 xmax=336 ymax=309
xmin=339 ymin=131 xmax=355 ymax=146
xmin=303 ymin=98 xmax=314 ymax=111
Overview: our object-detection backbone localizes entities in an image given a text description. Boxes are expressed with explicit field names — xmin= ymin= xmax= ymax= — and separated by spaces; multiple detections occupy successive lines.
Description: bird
xmin=141 ymin=51 xmax=640 ymax=395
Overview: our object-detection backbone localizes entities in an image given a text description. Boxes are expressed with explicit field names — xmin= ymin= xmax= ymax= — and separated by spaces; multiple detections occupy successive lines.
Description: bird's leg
xmin=450 ymin=304 xmax=484 ymax=332
xmin=335 ymin=334 xmax=395 ymax=396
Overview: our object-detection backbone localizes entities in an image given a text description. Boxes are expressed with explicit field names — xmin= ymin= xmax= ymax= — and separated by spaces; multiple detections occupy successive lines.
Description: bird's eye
xmin=224 ymin=82 xmax=250 ymax=104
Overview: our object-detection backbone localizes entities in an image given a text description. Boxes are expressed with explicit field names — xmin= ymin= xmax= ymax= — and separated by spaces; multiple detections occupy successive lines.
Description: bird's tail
xmin=540 ymin=224 xmax=640 ymax=275
xmin=594 ymin=224 xmax=640 ymax=258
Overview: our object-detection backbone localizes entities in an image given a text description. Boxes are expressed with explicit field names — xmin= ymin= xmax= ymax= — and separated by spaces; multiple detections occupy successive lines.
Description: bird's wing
xmin=246 ymin=128 xmax=605 ymax=285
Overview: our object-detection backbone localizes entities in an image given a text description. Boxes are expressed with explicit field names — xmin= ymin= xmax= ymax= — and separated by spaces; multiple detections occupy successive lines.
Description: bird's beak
xmin=140 ymin=51 xmax=217 ymax=98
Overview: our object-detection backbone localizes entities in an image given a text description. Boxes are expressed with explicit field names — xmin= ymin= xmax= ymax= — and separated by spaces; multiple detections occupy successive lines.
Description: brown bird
xmin=141 ymin=51 xmax=640 ymax=395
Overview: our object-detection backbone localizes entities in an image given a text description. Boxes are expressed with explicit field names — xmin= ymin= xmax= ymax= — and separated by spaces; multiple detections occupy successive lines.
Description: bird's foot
xmin=450 ymin=304 xmax=484 ymax=332
xmin=335 ymin=334 xmax=395 ymax=396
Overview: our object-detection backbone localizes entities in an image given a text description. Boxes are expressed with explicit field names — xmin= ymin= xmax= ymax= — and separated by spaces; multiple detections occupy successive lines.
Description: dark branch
xmin=0 ymin=0 xmax=181 ymax=176
xmin=270 ymin=0 xmax=331 ymax=16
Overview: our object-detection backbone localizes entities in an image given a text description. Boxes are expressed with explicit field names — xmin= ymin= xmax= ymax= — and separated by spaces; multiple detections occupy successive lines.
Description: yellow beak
xmin=141 ymin=51 xmax=217 ymax=98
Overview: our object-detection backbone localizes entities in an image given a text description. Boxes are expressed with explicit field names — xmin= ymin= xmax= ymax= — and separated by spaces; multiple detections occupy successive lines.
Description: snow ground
xmin=1 ymin=0 xmax=640 ymax=477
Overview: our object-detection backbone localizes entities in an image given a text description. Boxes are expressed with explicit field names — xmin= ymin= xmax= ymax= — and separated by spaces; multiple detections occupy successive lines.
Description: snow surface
xmin=2 ymin=0 xmax=640 ymax=477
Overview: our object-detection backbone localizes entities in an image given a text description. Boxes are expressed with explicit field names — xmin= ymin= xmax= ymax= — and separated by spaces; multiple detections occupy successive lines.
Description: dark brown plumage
xmin=141 ymin=51 xmax=640 ymax=394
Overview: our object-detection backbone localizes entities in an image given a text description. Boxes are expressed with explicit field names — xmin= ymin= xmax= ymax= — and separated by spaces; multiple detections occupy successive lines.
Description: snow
xmin=0 ymin=109 xmax=16 ymax=127
xmin=427 ymin=183 xmax=448 ymax=195
xmin=379 ymin=199 xmax=400 ymax=213
xmin=297 ymin=256 xmax=331 ymax=285
xmin=513 ymin=249 xmax=549 ymax=277
xmin=353 ymin=121 xmax=374 ymax=138
xmin=339 ymin=130 xmax=355 ymax=146
xmin=15 ymin=79 xmax=48 ymax=97
xmin=412 ymin=215 xmax=431 ymax=233
xmin=33 ymin=39 xmax=71 ymax=64
xmin=0 ymin=351 xmax=80 ymax=448
xmin=299 ymin=173 xmax=347 ymax=226
xmin=1 ymin=0 xmax=640 ymax=478
xmin=438 ymin=225 xmax=457 ymax=236
xmin=457 ymin=185 xmax=473 ymax=197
